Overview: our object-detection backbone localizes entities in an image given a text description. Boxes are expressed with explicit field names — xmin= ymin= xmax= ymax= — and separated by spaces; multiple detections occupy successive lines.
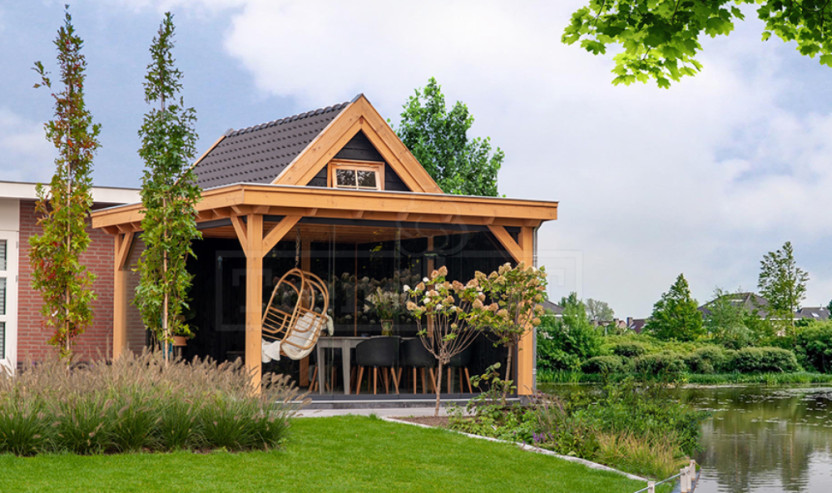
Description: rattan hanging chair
xmin=261 ymin=268 xmax=330 ymax=361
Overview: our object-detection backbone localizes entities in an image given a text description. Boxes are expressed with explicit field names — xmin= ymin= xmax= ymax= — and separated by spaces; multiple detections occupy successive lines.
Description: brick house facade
xmin=0 ymin=182 xmax=139 ymax=371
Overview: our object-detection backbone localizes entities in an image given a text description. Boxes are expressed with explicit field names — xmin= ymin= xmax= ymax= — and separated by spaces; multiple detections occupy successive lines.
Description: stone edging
xmin=383 ymin=416 xmax=648 ymax=483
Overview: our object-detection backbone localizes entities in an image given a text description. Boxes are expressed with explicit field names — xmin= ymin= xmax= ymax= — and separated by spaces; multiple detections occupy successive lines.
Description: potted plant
xmin=364 ymin=287 xmax=406 ymax=336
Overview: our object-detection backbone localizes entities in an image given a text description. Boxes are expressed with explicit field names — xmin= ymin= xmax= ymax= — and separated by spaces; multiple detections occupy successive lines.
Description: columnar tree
xmin=395 ymin=77 xmax=503 ymax=196
xmin=136 ymin=13 xmax=201 ymax=361
xmin=30 ymin=7 xmax=100 ymax=361
xmin=758 ymin=241 xmax=808 ymax=334
xmin=646 ymin=274 xmax=704 ymax=341
xmin=564 ymin=1 xmax=832 ymax=88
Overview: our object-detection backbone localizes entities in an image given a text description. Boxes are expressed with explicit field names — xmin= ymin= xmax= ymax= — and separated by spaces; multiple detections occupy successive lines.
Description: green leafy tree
xmin=135 ymin=13 xmax=201 ymax=360
xmin=537 ymin=292 xmax=602 ymax=371
xmin=646 ymin=274 xmax=704 ymax=341
xmin=29 ymin=7 xmax=100 ymax=361
xmin=586 ymin=297 xmax=615 ymax=335
xmin=758 ymin=241 xmax=808 ymax=334
xmin=563 ymin=1 xmax=832 ymax=88
xmin=704 ymin=288 xmax=755 ymax=349
xmin=395 ymin=77 xmax=503 ymax=196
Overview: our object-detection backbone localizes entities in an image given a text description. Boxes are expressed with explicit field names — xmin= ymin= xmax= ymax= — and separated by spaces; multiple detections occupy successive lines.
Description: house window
xmin=329 ymin=160 xmax=384 ymax=191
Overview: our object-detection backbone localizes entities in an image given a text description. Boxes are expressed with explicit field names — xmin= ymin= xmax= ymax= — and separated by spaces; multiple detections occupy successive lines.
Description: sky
xmin=2 ymin=0 xmax=832 ymax=318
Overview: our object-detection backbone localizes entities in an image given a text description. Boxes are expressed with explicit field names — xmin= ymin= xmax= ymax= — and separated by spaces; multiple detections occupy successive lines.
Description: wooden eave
xmin=90 ymin=183 xmax=558 ymax=235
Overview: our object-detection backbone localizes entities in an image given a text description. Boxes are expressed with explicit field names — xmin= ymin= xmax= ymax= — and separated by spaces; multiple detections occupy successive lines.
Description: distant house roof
xmin=627 ymin=318 xmax=647 ymax=333
xmin=195 ymin=100 xmax=351 ymax=189
xmin=541 ymin=299 xmax=563 ymax=317
xmin=699 ymin=292 xmax=769 ymax=318
xmin=796 ymin=307 xmax=830 ymax=321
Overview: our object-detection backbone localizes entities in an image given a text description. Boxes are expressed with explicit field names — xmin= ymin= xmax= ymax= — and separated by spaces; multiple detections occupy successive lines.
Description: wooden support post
xmin=647 ymin=481 xmax=655 ymax=493
xmin=680 ymin=467 xmax=689 ymax=493
xmin=244 ymin=214 xmax=264 ymax=392
xmin=234 ymin=214 xmax=301 ymax=393
xmin=113 ymin=232 xmax=134 ymax=360
xmin=516 ymin=226 xmax=535 ymax=395
xmin=299 ymin=237 xmax=311 ymax=388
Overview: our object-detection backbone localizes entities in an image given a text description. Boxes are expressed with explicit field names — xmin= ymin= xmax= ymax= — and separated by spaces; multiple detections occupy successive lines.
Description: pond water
xmin=684 ymin=385 xmax=832 ymax=493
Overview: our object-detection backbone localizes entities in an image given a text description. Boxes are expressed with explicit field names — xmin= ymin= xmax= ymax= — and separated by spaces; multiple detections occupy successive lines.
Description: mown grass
xmin=0 ymin=415 xmax=649 ymax=492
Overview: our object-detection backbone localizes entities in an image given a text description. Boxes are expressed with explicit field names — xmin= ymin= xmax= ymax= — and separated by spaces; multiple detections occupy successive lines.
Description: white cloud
xmin=0 ymin=108 xmax=55 ymax=182
xmin=199 ymin=1 xmax=832 ymax=315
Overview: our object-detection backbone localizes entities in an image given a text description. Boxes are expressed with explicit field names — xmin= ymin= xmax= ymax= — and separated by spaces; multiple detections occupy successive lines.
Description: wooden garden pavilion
xmin=91 ymin=95 xmax=558 ymax=394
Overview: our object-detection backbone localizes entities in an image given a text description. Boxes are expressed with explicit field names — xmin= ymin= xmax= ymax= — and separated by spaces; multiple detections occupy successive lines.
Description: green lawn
xmin=0 ymin=415 xmax=646 ymax=492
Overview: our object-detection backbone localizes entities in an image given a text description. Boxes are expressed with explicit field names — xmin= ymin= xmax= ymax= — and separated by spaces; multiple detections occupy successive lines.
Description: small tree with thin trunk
xmin=135 ymin=13 xmax=201 ymax=362
xmin=30 ymin=7 xmax=100 ymax=361
xmin=476 ymin=262 xmax=547 ymax=401
xmin=406 ymin=266 xmax=494 ymax=416
xmin=758 ymin=241 xmax=809 ymax=335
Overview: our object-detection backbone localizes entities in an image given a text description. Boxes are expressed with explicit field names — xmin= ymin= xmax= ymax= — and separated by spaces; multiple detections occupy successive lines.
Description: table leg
xmin=342 ymin=341 xmax=351 ymax=395
xmin=316 ymin=345 xmax=325 ymax=395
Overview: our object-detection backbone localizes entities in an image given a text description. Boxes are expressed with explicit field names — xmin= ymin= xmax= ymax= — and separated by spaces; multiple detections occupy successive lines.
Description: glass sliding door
xmin=0 ymin=231 xmax=18 ymax=372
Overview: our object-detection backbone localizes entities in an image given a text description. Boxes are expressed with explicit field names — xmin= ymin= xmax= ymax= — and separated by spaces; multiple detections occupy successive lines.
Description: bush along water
xmin=0 ymin=351 xmax=303 ymax=455
xmin=450 ymin=376 xmax=706 ymax=479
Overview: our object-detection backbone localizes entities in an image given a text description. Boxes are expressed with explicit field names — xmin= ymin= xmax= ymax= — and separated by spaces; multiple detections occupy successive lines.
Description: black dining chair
xmin=354 ymin=336 xmax=400 ymax=394
xmin=447 ymin=345 xmax=474 ymax=393
xmin=399 ymin=338 xmax=436 ymax=394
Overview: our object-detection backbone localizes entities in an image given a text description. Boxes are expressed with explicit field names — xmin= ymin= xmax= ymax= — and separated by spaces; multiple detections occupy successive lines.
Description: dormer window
xmin=329 ymin=160 xmax=384 ymax=191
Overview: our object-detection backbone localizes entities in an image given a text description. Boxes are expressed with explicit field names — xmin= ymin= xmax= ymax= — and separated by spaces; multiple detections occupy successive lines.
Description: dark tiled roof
xmin=699 ymin=292 xmax=769 ymax=317
xmin=796 ymin=307 xmax=830 ymax=320
xmin=195 ymin=101 xmax=351 ymax=189
xmin=540 ymin=299 xmax=563 ymax=316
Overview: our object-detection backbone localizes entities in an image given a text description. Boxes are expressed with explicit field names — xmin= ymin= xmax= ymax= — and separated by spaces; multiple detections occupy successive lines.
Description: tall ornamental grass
xmin=0 ymin=351 xmax=303 ymax=456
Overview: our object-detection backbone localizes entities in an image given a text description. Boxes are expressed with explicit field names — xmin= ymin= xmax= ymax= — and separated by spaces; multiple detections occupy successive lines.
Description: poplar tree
xmin=135 ymin=13 xmax=201 ymax=361
xmin=30 ymin=7 xmax=100 ymax=361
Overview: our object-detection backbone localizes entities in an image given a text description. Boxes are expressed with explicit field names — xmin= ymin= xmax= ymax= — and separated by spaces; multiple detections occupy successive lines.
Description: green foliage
xmin=685 ymin=346 xmax=728 ymax=374
xmin=704 ymin=288 xmax=756 ymax=349
xmin=0 ymin=351 xmax=301 ymax=456
xmin=758 ymin=241 xmax=809 ymax=334
xmin=395 ymin=77 xmax=503 ymax=196
xmin=634 ymin=352 xmax=687 ymax=380
xmin=793 ymin=322 xmax=832 ymax=373
xmin=586 ymin=298 xmax=614 ymax=324
xmin=136 ymin=13 xmax=202 ymax=353
xmin=29 ymin=7 xmax=100 ymax=360
xmin=611 ymin=340 xmax=648 ymax=358
xmin=536 ymin=293 xmax=602 ymax=372
xmin=581 ymin=355 xmax=625 ymax=374
xmin=563 ymin=0 xmax=832 ymax=88
xmin=729 ymin=347 xmax=800 ymax=373
xmin=646 ymin=274 xmax=704 ymax=341
xmin=453 ymin=380 xmax=706 ymax=479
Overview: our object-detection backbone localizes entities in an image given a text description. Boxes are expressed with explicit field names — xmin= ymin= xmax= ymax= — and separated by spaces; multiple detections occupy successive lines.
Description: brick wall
xmin=17 ymin=200 xmax=144 ymax=362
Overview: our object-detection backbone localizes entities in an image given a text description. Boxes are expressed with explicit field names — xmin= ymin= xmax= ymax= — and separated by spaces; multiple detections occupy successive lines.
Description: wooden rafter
xmin=488 ymin=225 xmax=524 ymax=263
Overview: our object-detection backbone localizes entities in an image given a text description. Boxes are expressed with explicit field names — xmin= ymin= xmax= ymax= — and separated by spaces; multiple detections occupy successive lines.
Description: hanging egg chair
xmin=261 ymin=268 xmax=331 ymax=361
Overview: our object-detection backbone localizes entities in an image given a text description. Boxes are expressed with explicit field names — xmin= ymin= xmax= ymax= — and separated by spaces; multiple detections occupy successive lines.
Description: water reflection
xmin=685 ymin=386 xmax=832 ymax=493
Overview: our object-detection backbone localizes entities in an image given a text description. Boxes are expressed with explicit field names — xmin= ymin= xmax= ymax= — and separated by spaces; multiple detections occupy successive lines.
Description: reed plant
xmin=0 ymin=351 xmax=303 ymax=456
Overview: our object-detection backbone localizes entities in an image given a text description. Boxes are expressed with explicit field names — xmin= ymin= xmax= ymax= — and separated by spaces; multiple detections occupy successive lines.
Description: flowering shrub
xmin=405 ymin=266 xmax=496 ymax=415
xmin=475 ymin=262 xmax=547 ymax=394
